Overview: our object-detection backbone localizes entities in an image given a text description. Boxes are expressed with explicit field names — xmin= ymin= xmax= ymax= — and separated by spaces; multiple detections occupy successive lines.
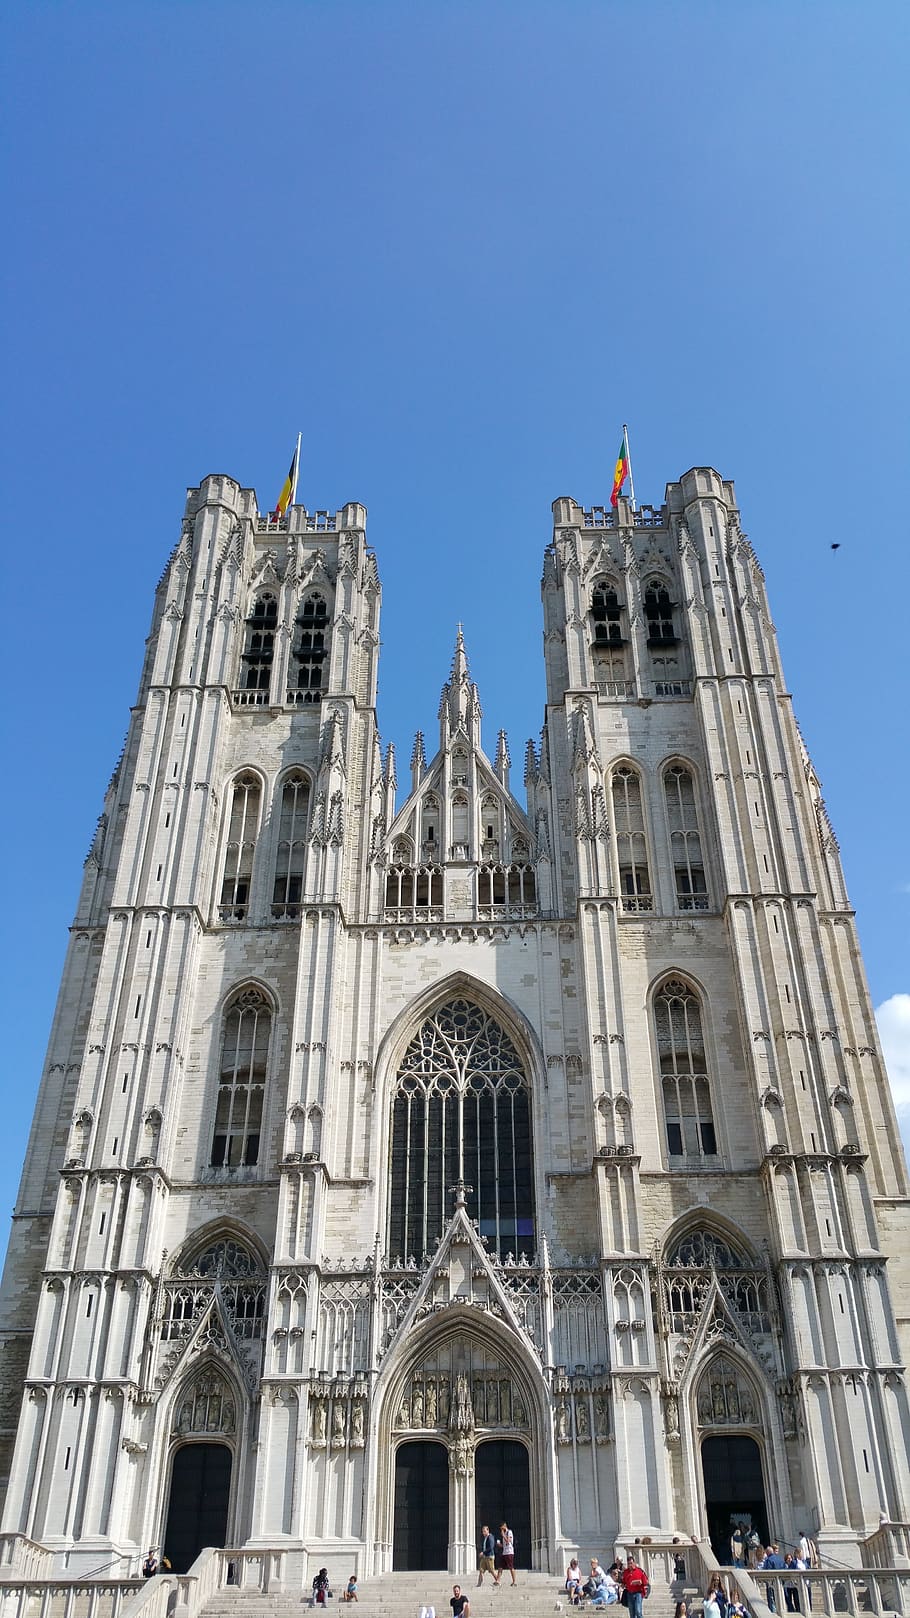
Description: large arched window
xmin=272 ymin=772 xmax=310 ymax=918
xmin=291 ymin=593 xmax=329 ymax=703
xmin=643 ymin=577 xmax=676 ymax=644
xmin=211 ymin=987 xmax=272 ymax=1168
xmin=241 ymin=594 xmax=278 ymax=701
xmin=388 ymin=998 xmax=535 ymax=1262
xmin=591 ymin=581 xmax=624 ymax=645
xmin=611 ymin=765 xmax=652 ymax=910
xmin=654 ymin=978 xmax=717 ymax=1160
xmin=219 ymin=773 xmax=262 ymax=922
xmin=664 ymin=764 xmax=708 ymax=910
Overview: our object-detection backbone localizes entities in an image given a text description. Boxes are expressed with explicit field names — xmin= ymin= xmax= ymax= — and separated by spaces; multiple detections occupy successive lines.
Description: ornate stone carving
xmin=173 ymin=1367 xmax=235 ymax=1437
xmin=695 ymin=1355 xmax=759 ymax=1429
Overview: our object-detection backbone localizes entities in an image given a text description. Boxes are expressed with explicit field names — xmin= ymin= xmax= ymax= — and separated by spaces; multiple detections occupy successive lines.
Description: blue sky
xmin=1 ymin=0 xmax=908 ymax=1234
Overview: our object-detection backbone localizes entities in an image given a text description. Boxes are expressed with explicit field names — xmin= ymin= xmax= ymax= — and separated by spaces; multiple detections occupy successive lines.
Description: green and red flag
xmin=610 ymin=433 xmax=630 ymax=507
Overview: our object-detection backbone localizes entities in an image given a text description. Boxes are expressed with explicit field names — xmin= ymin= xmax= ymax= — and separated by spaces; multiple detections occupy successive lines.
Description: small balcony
xmin=594 ymin=679 xmax=637 ymax=700
xmin=653 ymin=679 xmax=691 ymax=698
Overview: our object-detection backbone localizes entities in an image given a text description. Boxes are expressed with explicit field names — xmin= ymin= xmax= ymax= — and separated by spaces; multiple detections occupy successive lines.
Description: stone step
xmin=201 ymin=1573 xmax=673 ymax=1618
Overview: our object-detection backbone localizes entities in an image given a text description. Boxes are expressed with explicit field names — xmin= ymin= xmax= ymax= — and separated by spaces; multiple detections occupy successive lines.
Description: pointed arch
xmin=661 ymin=758 xmax=709 ymax=911
xmin=171 ymin=1359 xmax=240 ymax=1440
xmin=368 ymin=1304 xmax=553 ymax=1574
xmin=291 ymin=590 xmax=330 ymax=703
xmin=218 ymin=771 xmax=265 ymax=922
xmin=375 ymin=976 xmax=544 ymax=1267
xmin=692 ymin=1347 xmax=765 ymax=1433
xmin=388 ymin=1000 xmax=534 ymax=1262
xmin=240 ymin=591 xmax=278 ymax=699
xmin=590 ymin=575 xmax=625 ymax=646
xmin=271 ymin=769 xmax=312 ymax=917
xmin=663 ymin=1216 xmax=756 ymax=1270
xmin=169 ymin=1221 xmax=268 ymax=1280
xmin=609 ymin=761 xmax=652 ymax=910
xmin=651 ymin=974 xmax=718 ymax=1163
xmin=210 ymin=986 xmax=275 ymax=1169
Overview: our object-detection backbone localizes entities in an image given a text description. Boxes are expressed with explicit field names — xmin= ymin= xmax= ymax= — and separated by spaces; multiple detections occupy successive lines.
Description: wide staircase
xmin=200 ymin=1571 xmax=675 ymax=1618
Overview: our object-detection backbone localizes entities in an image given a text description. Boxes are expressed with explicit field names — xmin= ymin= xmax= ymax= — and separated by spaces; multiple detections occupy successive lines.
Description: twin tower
xmin=0 ymin=465 xmax=907 ymax=1579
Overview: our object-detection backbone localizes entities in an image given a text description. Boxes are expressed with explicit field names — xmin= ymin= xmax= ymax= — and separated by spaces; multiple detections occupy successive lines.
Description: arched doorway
xmin=475 ymin=1441 xmax=530 ymax=1571
xmin=163 ymin=1443 xmax=232 ymax=1572
xmin=701 ymin=1435 xmax=768 ymax=1562
xmin=393 ymin=1441 xmax=448 ymax=1568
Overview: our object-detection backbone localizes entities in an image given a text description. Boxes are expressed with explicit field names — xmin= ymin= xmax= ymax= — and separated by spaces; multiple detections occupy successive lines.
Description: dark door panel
xmin=163 ymin=1443 xmax=232 ymax=1573
xmin=393 ymin=1441 xmax=449 ymax=1569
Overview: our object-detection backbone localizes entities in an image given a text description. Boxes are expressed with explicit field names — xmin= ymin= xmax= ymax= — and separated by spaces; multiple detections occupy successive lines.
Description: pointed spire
xmin=494 ymin=730 xmax=511 ymax=789
xmin=451 ymin=622 xmax=468 ymax=679
xmin=382 ymin=742 xmax=397 ymax=824
xmin=410 ymin=730 xmax=426 ymax=791
xmin=438 ymin=624 xmax=482 ymax=747
xmin=383 ymin=742 xmax=397 ymax=790
xmin=524 ymin=740 xmax=538 ymax=789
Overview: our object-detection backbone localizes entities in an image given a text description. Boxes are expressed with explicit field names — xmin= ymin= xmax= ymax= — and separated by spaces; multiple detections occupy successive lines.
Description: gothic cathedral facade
xmin=1 ymin=465 xmax=908 ymax=1577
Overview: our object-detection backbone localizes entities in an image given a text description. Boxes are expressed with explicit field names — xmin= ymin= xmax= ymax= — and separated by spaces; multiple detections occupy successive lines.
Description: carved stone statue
xmin=351 ymin=1398 xmax=365 ymax=1445
xmin=312 ymin=1398 xmax=327 ymax=1445
xmin=575 ymin=1397 xmax=590 ymax=1439
xmin=450 ymin=1372 xmax=474 ymax=1433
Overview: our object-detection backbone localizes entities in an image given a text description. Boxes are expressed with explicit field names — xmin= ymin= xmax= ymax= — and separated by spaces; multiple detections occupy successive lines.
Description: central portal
xmin=163 ymin=1442 xmax=232 ymax=1572
xmin=393 ymin=1441 xmax=449 ymax=1569
xmin=701 ymin=1434 xmax=768 ymax=1562
xmin=475 ymin=1440 xmax=531 ymax=1570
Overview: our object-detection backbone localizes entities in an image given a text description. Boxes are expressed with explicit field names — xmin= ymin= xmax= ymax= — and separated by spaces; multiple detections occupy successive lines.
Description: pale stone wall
xmin=1 ymin=468 xmax=907 ymax=1575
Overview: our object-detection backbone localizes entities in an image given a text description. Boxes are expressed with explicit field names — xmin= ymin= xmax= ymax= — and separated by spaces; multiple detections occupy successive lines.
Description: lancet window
xmin=611 ymin=765 xmax=652 ymax=910
xmin=644 ymin=578 xmax=676 ymax=644
xmin=664 ymin=765 xmax=708 ymax=910
xmin=451 ymin=793 xmax=470 ymax=858
xmin=241 ymin=594 xmax=277 ymax=700
xmin=591 ymin=582 xmax=624 ymax=645
xmin=291 ymin=592 xmax=329 ymax=703
xmin=388 ymin=998 xmax=535 ymax=1262
xmin=384 ymin=863 xmax=443 ymax=916
xmin=477 ymin=862 xmax=536 ymax=914
xmin=211 ymin=987 xmax=272 ymax=1168
xmin=655 ymin=978 xmax=717 ymax=1160
xmin=219 ymin=773 xmax=262 ymax=922
xmin=272 ymin=773 xmax=310 ymax=918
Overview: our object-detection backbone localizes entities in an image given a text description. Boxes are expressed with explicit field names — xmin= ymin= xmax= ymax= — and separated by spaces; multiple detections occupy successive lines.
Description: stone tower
xmin=0 ymin=466 xmax=907 ymax=1579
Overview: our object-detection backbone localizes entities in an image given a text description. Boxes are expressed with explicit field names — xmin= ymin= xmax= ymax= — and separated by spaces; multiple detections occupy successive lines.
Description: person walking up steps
xmin=498 ymin=1524 xmax=516 ymax=1586
xmin=478 ymin=1527 xmax=498 ymax=1588
xmin=620 ymin=1554 xmax=649 ymax=1618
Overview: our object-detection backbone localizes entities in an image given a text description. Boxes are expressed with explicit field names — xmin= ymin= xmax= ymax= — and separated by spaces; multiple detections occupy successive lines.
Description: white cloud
xmin=875 ymin=994 xmax=910 ymax=1161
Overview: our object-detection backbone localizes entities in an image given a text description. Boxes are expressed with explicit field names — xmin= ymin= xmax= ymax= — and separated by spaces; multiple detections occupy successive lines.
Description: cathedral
xmin=1 ymin=463 xmax=908 ymax=1581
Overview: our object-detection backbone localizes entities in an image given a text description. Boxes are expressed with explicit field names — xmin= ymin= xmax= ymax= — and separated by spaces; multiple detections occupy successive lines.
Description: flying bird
xmin=830 ymin=543 xmax=840 ymax=551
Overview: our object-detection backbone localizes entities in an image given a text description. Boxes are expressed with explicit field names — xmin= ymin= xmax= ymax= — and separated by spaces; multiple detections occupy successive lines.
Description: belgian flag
xmin=270 ymin=437 xmax=300 ymax=521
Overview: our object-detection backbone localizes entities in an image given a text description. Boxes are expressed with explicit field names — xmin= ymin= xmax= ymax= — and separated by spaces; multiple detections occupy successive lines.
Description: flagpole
xmin=623 ymin=423 xmax=636 ymax=511
xmin=291 ymin=432 xmax=302 ymax=508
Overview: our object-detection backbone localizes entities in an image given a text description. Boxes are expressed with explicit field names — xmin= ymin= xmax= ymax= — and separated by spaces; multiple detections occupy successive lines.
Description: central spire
xmin=438 ymin=624 xmax=482 ymax=747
